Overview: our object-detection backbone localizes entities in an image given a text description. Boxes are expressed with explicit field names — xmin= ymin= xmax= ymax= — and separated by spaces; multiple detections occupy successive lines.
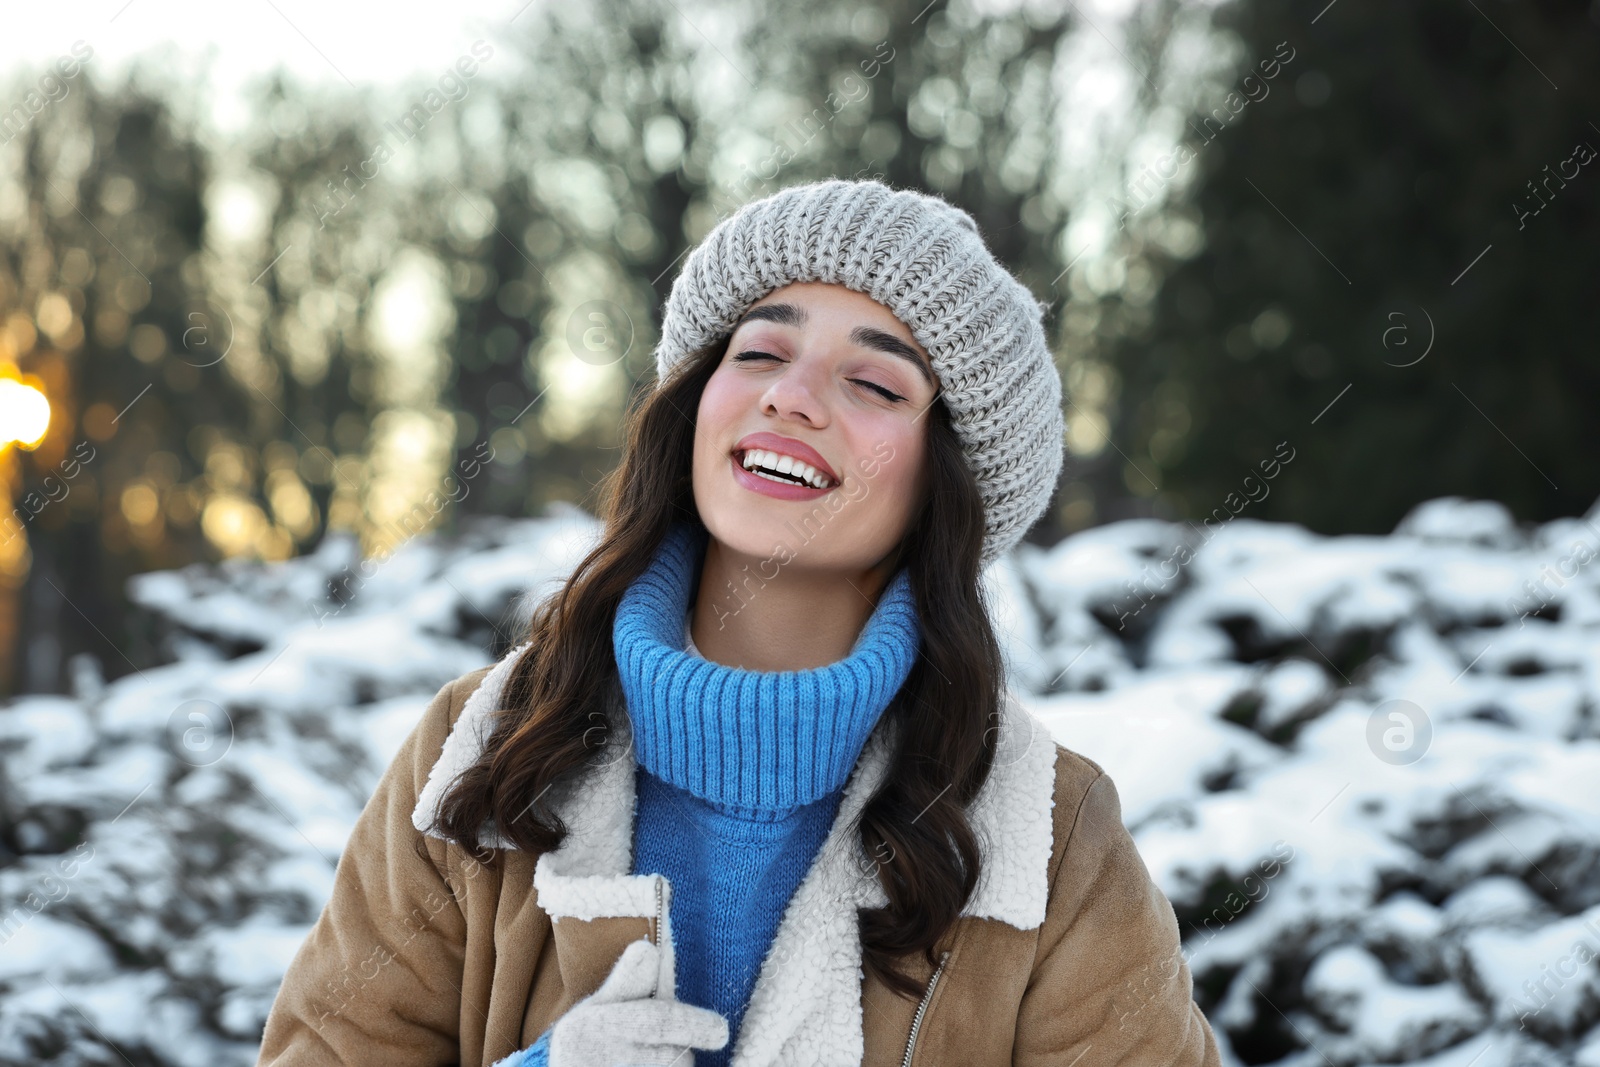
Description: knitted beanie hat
xmin=653 ymin=178 xmax=1065 ymax=568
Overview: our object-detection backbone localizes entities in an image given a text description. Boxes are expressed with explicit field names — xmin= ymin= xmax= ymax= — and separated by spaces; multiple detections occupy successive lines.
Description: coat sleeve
xmin=1013 ymin=769 xmax=1222 ymax=1066
xmin=256 ymin=675 xmax=473 ymax=1066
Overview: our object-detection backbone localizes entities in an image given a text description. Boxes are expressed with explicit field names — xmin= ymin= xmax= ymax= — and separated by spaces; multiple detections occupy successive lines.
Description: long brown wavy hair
xmin=427 ymin=331 xmax=1008 ymax=1000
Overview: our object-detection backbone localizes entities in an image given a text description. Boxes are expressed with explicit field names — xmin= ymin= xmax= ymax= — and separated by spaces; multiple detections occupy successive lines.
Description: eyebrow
xmin=734 ymin=302 xmax=935 ymax=387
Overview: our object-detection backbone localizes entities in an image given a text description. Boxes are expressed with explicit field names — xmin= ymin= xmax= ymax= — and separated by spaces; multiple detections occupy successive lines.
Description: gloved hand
xmin=506 ymin=937 xmax=729 ymax=1067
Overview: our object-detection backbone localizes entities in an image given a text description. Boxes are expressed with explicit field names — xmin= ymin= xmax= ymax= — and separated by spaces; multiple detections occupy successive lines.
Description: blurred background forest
xmin=2 ymin=0 xmax=1597 ymax=698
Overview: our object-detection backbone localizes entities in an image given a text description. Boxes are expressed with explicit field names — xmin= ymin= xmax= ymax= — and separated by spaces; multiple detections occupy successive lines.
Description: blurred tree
xmin=0 ymin=78 xmax=262 ymax=695
xmin=1 ymin=65 xmax=425 ymax=696
xmin=1092 ymin=0 xmax=1600 ymax=536
xmin=232 ymin=76 xmax=392 ymax=564
xmin=440 ymin=0 xmax=1131 ymax=551
xmin=435 ymin=0 xmax=703 ymax=528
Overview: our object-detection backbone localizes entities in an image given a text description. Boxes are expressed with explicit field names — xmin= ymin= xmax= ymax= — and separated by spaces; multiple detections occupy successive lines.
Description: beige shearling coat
xmin=257 ymin=641 xmax=1222 ymax=1066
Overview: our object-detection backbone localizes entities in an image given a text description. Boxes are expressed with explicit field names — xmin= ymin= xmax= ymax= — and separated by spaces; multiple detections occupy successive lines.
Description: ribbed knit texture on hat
xmin=653 ymin=178 xmax=1066 ymax=567
xmin=611 ymin=519 xmax=920 ymax=816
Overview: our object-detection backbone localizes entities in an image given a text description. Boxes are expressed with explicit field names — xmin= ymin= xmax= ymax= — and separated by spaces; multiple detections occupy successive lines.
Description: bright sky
xmin=2 ymin=0 xmax=535 ymax=133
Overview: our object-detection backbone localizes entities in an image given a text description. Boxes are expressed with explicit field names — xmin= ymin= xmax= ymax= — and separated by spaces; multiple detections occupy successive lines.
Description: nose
xmin=759 ymin=353 xmax=829 ymax=426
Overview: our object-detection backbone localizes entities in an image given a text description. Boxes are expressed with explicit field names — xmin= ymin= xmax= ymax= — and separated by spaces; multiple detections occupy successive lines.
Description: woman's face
xmin=693 ymin=281 xmax=941 ymax=576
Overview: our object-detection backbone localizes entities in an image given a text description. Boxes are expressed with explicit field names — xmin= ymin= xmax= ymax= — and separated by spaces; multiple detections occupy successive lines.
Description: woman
xmin=256 ymin=179 xmax=1220 ymax=1066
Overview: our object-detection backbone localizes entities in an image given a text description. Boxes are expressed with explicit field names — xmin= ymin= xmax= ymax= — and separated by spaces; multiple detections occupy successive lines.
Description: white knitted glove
xmin=548 ymin=937 xmax=729 ymax=1066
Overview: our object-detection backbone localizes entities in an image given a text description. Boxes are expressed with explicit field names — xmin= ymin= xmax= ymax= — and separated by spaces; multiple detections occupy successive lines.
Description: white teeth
xmin=751 ymin=468 xmax=800 ymax=486
xmin=738 ymin=448 xmax=833 ymax=489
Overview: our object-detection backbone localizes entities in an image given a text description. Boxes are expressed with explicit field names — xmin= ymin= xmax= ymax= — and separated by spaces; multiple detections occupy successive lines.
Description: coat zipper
xmin=899 ymin=950 xmax=950 ymax=1067
xmin=653 ymin=876 xmax=664 ymax=948
xmin=649 ymin=876 xmax=665 ymax=999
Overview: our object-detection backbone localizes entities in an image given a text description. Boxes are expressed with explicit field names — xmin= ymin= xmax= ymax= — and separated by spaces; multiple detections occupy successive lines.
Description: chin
xmin=702 ymin=507 xmax=795 ymax=557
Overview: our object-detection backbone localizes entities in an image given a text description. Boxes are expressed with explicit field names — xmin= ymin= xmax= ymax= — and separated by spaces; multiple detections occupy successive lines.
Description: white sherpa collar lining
xmin=411 ymin=639 xmax=1059 ymax=1067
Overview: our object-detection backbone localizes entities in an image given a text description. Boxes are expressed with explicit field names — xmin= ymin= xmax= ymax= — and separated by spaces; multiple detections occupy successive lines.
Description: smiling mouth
xmin=732 ymin=449 xmax=838 ymax=490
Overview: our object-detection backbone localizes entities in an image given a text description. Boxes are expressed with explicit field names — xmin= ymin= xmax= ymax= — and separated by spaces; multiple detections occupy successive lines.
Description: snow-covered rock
xmin=2 ymin=494 xmax=1599 ymax=1065
xmin=1303 ymin=944 xmax=1484 ymax=1061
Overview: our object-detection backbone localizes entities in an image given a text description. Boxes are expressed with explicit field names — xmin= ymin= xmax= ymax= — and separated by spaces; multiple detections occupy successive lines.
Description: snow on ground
xmin=2 ymin=495 xmax=1598 ymax=1065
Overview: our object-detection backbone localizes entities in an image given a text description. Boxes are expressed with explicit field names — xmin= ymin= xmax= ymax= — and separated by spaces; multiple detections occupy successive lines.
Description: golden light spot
xmin=258 ymin=524 xmax=294 ymax=561
xmin=201 ymin=493 xmax=269 ymax=557
xmin=0 ymin=525 xmax=32 ymax=575
xmin=266 ymin=468 xmax=318 ymax=539
xmin=129 ymin=324 xmax=168 ymax=363
xmin=4 ymin=311 xmax=38 ymax=356
xmin=36 ymin=292 xmax=74 ymax=340
xmin=0 ymin=378 xmax=51 ymax=447
xmin=205 ymin=443 xmax=249 ymax=491
xmin=1065 ymin=410 xmax=1109 ymax=458
xmin=121 ymin=482 xmax=161 ymax=526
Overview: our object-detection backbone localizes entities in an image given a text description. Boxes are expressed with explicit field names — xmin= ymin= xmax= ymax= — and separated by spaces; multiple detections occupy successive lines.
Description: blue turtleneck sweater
xmin=505 ymin=521 xmax=919 ymax=1067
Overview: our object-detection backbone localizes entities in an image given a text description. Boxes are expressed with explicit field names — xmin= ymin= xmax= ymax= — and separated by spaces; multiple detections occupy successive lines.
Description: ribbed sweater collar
xmin=612 ymin=521 xmax=921 ymax=820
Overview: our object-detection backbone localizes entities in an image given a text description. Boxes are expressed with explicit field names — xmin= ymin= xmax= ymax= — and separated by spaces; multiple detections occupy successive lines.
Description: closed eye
xmin=731 ymin=351 xmax=907 ymax=404
xmin=854 ymin=379 xmax=906 ymax=402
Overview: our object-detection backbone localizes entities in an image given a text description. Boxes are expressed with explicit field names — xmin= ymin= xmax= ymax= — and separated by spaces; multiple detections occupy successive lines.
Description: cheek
xmin=696 ymin=373 xmax=740 ymax=452
xmin=856 ymin=422 xmax=924 ymax=503
xmin=700 ymin=364 xmax=762 ymax=415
